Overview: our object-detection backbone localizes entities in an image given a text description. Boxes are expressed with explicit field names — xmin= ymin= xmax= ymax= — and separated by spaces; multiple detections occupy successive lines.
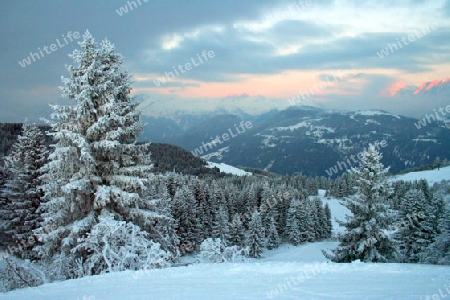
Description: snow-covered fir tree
xmin=246 ymin=211 xmax=265 ymax=258
xmin=394 ymin=189 xmax=434 ymax=263
xmin=312 ymin=196 xmax=326 ymax=240
xmin=288 ymin=219 xmax=303 ymax=246
xmin=229 ymin=213 xmax=246 ymax=246
xmin=211 ymin=205 xmax=231 ymax=245
xmin=324 ymin=203 xmax=333 ymax=239
xmin=266 ymin=217 xmax=280 ymax=250
xmin=323 ymin=145 xmax=396 ymax=263
xmin=139 ymin=174 xmax=179 ymax=256
xmin=2 ymin=121 xmax=47 ymax=258
xmin=422 ymin=209 xmax=450 ymax=265
xmin=172 ymin=185 xmax=199 ymax=250
xmin=34 ymin=31 xmax=160 ymax=277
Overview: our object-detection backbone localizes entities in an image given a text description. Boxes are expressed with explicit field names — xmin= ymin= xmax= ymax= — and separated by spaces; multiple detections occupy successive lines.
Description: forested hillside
xmin=0 ymin=123 xmax=221 ymax=177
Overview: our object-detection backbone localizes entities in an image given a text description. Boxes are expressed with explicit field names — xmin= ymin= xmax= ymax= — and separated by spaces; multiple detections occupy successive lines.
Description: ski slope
xmin=1 ymin=241 xmax=449 ymax=300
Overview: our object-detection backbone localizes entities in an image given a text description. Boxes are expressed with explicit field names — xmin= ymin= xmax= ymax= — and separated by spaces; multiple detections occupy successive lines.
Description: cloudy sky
xmin=1 ymin=0 xmax=450 ymax=122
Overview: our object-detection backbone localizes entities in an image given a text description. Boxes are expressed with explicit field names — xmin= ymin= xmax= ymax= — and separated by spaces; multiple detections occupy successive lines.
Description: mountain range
xmin=137 ymin=78 xmax=450 ymax=176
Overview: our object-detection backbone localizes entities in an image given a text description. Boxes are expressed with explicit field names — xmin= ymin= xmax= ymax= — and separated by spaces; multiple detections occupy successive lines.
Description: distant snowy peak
xmin=413 ymin=78 xmax=450 ymax=95
xmin=138 ymin=94 xmax=290 ymax=119
xmin=351 ymin=110 xmax=401 ymax=119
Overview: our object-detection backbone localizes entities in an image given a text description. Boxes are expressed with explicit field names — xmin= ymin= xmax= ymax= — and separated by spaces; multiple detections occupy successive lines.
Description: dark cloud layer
xmin=0 ymin=0 xmax=449 ymax=122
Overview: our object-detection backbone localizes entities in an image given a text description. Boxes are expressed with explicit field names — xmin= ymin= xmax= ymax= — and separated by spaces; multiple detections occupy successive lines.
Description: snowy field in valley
xmin=391 ymin=165 xmax=450 ymax=185
xmin=1 ymin=241 xmax=449 ymax=300
xmin=206 ymin=161 xmax=252 ymax=176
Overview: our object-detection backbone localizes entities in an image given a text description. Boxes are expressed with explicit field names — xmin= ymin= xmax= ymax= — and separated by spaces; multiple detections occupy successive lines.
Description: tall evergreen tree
xmin=246 ymin=211 xmax=265 ymax=258
xmin=229 ymin=213 xmax=245 ymax=246
xmin=211 ymin=205 xmax=231 ymax=245
xmin=422 ymin=209 xmax=450 ymax=265
xmin=323 ymin=203 xmax=333 ymax=239
xmin=266 ymin=217 xmax=280 ymax=250
xmin=288 ymin=219 xmax=302 ymax=246
xmin=2 ymin=121 xmax=47 ymax=258
xmin=34 ymin=31 xmax=157 ymax=276
xmin=0 ymin=167 xmax=10 ymax=247
xmin=312 ymin=197 xmax=326 ymax=240
xmin=323 ymin=145 xmax=396 ymax=263
xmin=300 ymin=199 xmax=315 ymax=242
xmin=395 ymin=189 xmax=434 ymax=263
xmin=172 ymin=185 xmax=198 ymax=248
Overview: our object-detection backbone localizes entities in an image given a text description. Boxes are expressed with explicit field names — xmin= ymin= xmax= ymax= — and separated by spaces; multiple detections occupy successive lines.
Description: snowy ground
xmin=0 ymin=194 xmax=446 ymax=300
xmin=1 ymin=172 xmax=449 ymax=299
xmin=1 ymin=241 xmax=449 ymax=300
xmin=206 ymin=161 xmax=252 ymax=176
xmin=317 ymin=190 xmax=349 ymax=235
xmin=391 ymin=165 xmax=450 ymax=185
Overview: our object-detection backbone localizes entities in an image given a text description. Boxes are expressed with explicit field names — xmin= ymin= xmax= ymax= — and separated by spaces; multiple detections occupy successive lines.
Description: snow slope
xmin=1 ymin=174 xmax=449 ymax=299
xmin=391 ymin=165 xmax=450 ymax=185
xmin=1 ymin=242 xmax=449 ymax=300
xmin=206 ymin=161 xmax=251 ymax=176
xmin=317 ymin=190 xmax=349 ymax=235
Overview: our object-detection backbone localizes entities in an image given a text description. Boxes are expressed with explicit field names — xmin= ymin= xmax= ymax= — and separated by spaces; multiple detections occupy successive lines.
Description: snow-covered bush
xmin=0 ymin=256 xmax=47 ymax=292
xmin=222 ymin=245 xmax=250 ymax=263
xmin=73 ymin=211 xmax=171 ymax=276
xmin=199 ymin=238 xmax=249 ymax=263
xmin=199 ymin=238 xmax=223 ymax=263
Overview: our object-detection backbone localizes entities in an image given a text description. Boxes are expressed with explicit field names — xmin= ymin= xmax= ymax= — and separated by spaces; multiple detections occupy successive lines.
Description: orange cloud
xmin=132 ymin=70 xmax=357 ymax=100
xmin=381 ymin=81 xmax=406 ymax=97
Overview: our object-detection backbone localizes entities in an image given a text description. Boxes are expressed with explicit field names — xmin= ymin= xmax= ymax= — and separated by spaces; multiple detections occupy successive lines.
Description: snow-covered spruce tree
xmin=246 ymin=211 xmax=265 ymax=258
xmin=422 ymin=208 xmax=450 ymax=265
xmin=2 ymin=121 xmax=47 ymax=258
xmin=138 ymin=174 xmax=179 ymax=256
xmin=286 ymin=198 xmax=314 ymax=244
xmin=229 ymin=213 xmax=246 ymax=246
xmin=394 ymin=189 xmax=434 ymax=263
xmin=0 ymin=167 xmax=10 ymax=247
xmin=211 ymin=205 xmax=231 ymax=245
xmin=266 ymin=217 xmax=280 ymax=250
xmin=172 ymin=185 xmax=199 ymax=251
xmin=288 ymin=219 xmax=302 ymax=246
xmin=323 ymin=145 xmax=396 ymax=263
xmin=34 ymin=31 xmax=157 ymax=277
xmin=323 ymin=203 xmax=333 ymax=239
xmin=312 ymin=196 xmax=326 ymax=240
